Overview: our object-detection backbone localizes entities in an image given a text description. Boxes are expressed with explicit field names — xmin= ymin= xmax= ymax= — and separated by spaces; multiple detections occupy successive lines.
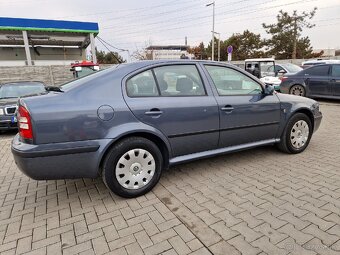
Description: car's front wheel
xmin=102 ymin=137 xmax=163 ymax=198
xmin=290 ymin=85 xmax=305 ymax=97
xmin=277 ymin=113 xmax=312 ymax=154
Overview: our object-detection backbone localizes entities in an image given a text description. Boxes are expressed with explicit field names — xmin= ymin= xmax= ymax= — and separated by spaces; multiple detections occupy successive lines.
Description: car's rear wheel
xmin=277 ymin=113 xmax=312 ymax=154
xmin=102 ymin=137 xmax=163 ymax=198
xmin=290 ymin=85 xmax=305 ymax=97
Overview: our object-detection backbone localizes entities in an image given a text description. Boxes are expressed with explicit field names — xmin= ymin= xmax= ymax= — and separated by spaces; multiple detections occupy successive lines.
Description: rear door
xmin=123 ymin=64 xmax=219 ymax=157
xmin=202 ymin=64 xmax=281 ymax=148
xmin=331 ymin=65 xmax=340 ymax=97
xmin=304 ymin=65 xmax=332 ymax=96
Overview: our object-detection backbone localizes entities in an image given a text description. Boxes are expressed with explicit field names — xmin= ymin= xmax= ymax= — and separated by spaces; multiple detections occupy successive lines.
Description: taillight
xmin=18 ymin=105 xmax=33 ymax=140
xmin=280 ymin=76 xmax=288 ymax=82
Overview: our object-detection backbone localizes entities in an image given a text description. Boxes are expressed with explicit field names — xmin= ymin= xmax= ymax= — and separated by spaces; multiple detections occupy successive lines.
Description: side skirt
xmin=169 ymin=138 xmax=280 ymax=166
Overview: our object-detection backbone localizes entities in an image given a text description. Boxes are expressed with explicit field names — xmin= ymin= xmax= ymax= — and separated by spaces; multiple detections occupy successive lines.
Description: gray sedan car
xmin=12 ymin=60 xmax=322 ymax=197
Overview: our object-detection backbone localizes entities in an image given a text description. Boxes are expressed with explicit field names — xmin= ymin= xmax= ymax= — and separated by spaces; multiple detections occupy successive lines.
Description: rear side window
xmin=126 ymin=70 xmax=159 ymax=97
xmin=153 ymin=65 xmax=206 ymax=96
xmin=304 ymin=65 xmax=330 ymax=76
xmin=332 ymin=65 xmax=340 ymax=77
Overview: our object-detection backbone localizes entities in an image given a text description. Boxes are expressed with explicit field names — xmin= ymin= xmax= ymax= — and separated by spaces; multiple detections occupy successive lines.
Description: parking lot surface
xmin=0 ymin=100 xmax=340 ymax=255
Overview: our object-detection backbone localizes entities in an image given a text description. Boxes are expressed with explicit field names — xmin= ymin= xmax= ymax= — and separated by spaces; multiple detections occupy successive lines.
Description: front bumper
xmin=313 ymin=111 xmax=322 ymax=133
xmin=0 ymin=116 xmax=17 ymax=130
xmin=11 ymin=134 xmax=111 ymax=180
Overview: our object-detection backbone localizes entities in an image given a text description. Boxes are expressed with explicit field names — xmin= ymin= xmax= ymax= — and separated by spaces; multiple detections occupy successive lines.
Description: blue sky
xmin=1 ymin=0 xmax=339 ymax=60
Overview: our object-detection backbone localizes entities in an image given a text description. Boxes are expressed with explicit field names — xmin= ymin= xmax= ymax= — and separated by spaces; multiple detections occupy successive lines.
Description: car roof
xmin=119 ymin=60 xmax=239 ymax=70
xmin=244 ymin=58 xmax=275 ymax=62
xmin=302 ymin=59 xmax=340 ymax=65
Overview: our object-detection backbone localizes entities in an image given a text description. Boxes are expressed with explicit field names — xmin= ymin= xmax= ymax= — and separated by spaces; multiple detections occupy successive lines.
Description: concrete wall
xmin=0 ymin=64 xmax=113 ymax=86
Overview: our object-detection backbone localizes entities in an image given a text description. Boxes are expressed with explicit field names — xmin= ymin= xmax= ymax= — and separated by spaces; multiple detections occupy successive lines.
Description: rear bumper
xmin=11 ymin=134 xmax=112 ymax=180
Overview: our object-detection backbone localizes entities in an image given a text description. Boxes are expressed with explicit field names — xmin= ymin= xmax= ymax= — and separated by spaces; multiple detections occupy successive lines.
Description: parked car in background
xmin=0 ymin=81 xmax=46 ymax=131
xmin=280 ymin=64 xmax=340 ymax=99
xmin=12 ymin=60 xmax=322 ymax=198
xmin=301 ymin=59 xmax=340 ymax=69
xmin=244 ymin=59 xmax=302 ymax=91
xmin=261 ymin=63 xmax=303 ymax=91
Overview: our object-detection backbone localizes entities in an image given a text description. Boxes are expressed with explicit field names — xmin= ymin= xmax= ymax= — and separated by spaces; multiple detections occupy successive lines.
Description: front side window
xmin=126 ymin=70 xmax=159 ymax=97
xmin=153 ymin=65 xmax=205 ymax=96
xmin=205 ymin=65 xmax=263 ymax=96
xmin=304 ymin=65 xmax=330 ymax=76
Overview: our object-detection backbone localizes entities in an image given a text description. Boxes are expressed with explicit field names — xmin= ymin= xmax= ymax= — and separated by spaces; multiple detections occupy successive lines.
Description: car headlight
xmin=0 ymin=108 xmax=4 ymax=115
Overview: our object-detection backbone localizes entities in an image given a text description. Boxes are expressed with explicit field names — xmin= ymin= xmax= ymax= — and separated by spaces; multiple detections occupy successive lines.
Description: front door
xmin=331 ymin=65 xmax=340 ymax=97
xmin=304 ymin=65 xmax=331 ymax=96
xmin=123 ymin=64 xmax=219 ymax=157
xmin=203 ymin=64 xmax=281 ymax=148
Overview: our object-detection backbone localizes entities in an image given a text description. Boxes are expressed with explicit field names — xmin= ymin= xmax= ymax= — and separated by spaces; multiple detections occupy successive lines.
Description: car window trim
xmin=203 ymin=64 xmax=265 ymax=97
xmin=126 ymin=69 xmax=160 ymax=98
xmin=125 ymin=63 xmax=208 ymax=98
xmin=153 ymin=63 xmax=208 ymax=97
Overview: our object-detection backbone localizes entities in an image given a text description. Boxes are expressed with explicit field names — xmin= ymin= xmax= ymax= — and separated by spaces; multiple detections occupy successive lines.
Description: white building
xmin=145 ymin=45 xmax=191 ymax=60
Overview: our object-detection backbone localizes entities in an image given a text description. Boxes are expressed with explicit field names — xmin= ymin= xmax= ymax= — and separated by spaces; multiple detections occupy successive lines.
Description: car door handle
xmin=221 ymin=105 xmax=234 ymax=112
xmin=145 ymin=108 xmax=163 ymax=116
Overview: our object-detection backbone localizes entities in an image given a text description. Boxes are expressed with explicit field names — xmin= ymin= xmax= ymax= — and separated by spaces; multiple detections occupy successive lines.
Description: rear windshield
xmin=61 ymin=64 xmax=122 ymax=91
xmin=0 ymin=82 xmax=45 ymax=99
xmin=282 ymin=63 xmax=302 ymax=73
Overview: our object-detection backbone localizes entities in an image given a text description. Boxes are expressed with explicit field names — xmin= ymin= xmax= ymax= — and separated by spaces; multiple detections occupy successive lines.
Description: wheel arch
xmin=291 ymin=108 xmax=314 ymax=132
xmin=98 ymin=131 xmax=171 ymax=176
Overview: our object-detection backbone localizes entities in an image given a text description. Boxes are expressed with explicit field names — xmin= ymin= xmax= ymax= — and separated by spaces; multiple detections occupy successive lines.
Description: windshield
xmin=0 ymin=83 xmax=45 ymax=99
xmin=74 ymin=66 xmax=98 ymax=78
xmin=283 ymin=63 xmax=303 ymax=73
xmin=260 ymin=61 xmax=276 ymax=77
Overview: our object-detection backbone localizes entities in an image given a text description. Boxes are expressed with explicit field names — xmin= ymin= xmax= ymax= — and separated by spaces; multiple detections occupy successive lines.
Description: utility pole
xmin=206 ymin=2 xmax=215 ymax=61
xmin=292 ymin=16 xmax=297 ymax=59
xmin=212 ymin=31 xmax=220 ymax=61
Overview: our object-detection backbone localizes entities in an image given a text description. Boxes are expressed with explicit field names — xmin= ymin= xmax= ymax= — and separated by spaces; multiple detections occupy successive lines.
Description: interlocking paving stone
xmin=0 ymin=101 xmax=340 ymax=254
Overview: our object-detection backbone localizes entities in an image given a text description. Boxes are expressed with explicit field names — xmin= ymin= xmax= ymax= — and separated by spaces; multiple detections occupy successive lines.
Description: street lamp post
xmin=206 ymin=1 xmax=215 ymax=61
xmin=212 ymin=31 xmax=220 ymax=61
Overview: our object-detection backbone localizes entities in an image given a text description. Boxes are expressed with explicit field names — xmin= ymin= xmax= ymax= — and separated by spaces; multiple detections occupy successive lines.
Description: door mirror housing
xmin=264 ymin=84 xmax=275 ymax=95
xmin=277 ymin=69 xmax=286 ymax=76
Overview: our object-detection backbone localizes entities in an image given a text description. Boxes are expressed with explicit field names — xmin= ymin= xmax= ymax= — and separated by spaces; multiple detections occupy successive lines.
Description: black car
xmin=280 ymin=64 xmax=340 ymax=99
xmin=0 ymin=81 xmax=46 ymax=131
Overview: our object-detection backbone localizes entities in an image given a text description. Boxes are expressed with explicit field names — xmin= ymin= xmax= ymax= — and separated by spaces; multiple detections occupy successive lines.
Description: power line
xmin=96 ymin=36 xmax=123 ymax=64
xmin=103 ymin=0 xmax=315 ymax=40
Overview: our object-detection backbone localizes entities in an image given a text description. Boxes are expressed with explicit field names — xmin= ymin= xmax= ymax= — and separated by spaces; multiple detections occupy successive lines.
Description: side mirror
xmin=264 ymin=84 xmax=274 ymax=95
xmin=277 ymin=70 xmax=286 ymax=77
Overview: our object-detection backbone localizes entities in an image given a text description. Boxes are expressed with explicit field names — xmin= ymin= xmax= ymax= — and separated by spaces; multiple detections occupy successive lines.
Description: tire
xmin=277 ymin=113 xmax=312 ymax=154
xmin=102 ymin=137 xmax=163 ymax=198
xmin=289 ymin=84 xmax=306 ymax=97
